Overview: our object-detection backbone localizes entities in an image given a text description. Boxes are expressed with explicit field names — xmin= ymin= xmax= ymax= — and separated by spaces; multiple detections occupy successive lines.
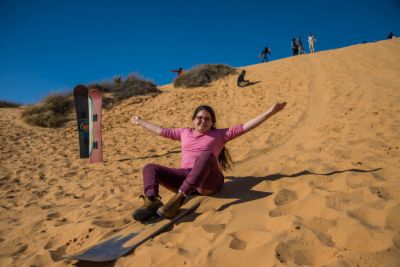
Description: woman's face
xmin=193 ymin=110 xmax=213 ymax=133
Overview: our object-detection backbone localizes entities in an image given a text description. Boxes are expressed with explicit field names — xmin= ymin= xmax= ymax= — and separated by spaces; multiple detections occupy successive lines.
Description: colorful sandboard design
xmin=88 ymin=89 xmax=103 ymax=163
xmin=73 ymin=85 xmax=89 ymax=158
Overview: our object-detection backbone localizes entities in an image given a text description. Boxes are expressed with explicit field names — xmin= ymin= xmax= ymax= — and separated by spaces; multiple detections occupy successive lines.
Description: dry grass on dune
xmin=95 ymin=74 xmax=159 ymax=102
xmin=20 ymin=74 xmax=159 ymax=128
xmin=21 ymin=92 xmax=73 ymax=128
xmin=173 ymin=64 xmax=237 ymax=88
xmin=0 ymin=100 xmax=20 ymax=108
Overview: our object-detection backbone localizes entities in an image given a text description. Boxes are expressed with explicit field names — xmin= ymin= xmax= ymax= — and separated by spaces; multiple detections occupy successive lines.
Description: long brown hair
xmin=192 ymin=105 xmax=233 ymax=171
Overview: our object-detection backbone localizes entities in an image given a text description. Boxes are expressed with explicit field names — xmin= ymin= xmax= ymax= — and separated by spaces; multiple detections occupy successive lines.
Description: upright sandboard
xmin=73 ymin=85 xmax=89 ymax=158
xmin=88 ymin=89 xmax=103 ymax=163
xmin=63 ymin=196 xmax=206 ymax=262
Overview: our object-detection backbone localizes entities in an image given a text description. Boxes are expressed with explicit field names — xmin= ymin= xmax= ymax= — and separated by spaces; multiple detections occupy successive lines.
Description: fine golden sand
xmin=1 ymin=39 xmax=399 ymax=266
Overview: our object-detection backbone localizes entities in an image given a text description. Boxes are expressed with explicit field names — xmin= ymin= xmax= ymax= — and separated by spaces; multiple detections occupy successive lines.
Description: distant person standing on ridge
xmin=297 ymin=36 xmax=304 ymax=54
xmin=171 ymin=67 xmax=183 ymax=77
xmin=387 ymin=32 xmax=395 ymax=39
xmin=260 ymin=47 xmax=271 ymax=62
xmin=308 ymin=33 xmax=316 ymax=53
xmin=291 ymin=38 xmax=299 ymax=56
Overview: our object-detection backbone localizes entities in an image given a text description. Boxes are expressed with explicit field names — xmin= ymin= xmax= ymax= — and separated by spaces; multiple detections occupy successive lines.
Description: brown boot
xmin=132 ymin=195 xmax=163 ymax=222
xmin=157 ymin=192 xmax=185 ymax=219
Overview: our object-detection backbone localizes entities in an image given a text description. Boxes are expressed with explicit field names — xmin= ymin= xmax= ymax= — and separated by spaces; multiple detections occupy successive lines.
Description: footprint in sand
xmin=91 ymin=219 xmax=115 ymax=228
xmin=177 ymin=247 xmax=190 ymax=256
xmin=393 ymin=235 xmax=400 ymax=250
xmin=369 ymin=186 xmax=389 ymax=200
xmin=268 ymin=206 xmax=287 ymax=217
xmin=347 ymin=205 xmax=387 ymax=229
xmin=268 ymin=189 xmax=298 ymax=217
xmin=304 ymin=217 xmax=337 ymax=247
xmin=24 ymin=200 xmax=38 ymax=208
xmin=9 ymin=244 xmax=28 ymax=256
xmin=54 ymin=217 xmax=69 ymax=227
xmin=46 ymin=211 xmax=60 ymax=220
xmin=64 ymin=171 xmax=77 ymax=178
xmin=273 ymin=189 xmax=298 ymax=206
xmin=275 ymin=240 xmax=336 ymax=265
xmin=229 ymin=235 xmax=247 ymax=250
xmin=43 ymin=240 xmax=53 ymax=249
xmin=325 ymin=194 xmax=352 ymax=211
xmin=83 ymin=194 xmax=96 ymax=203
xmin=202 ymin=223 xmax=225 ymax=234
xmin=275 ymin=243 xmax=291 ymax=263
xmin=307 ymin=217 xmax=337 ymax=233
xmin=201 ymin=224 xmax=225 ymax=240
xmin=78 ymin=180 xmax=95 ymax=190
xmin=33 ymin=189 xmax=48 ymax=198
xmin=41 ymin=204 xmax=54 ymax=210
xmin=386 ymin=205 xmax=400 ymax=232
xmin=230 ymin=230 xmax=274 ymax=251
xmin=91 ymin=218 xmax=128 ymax=229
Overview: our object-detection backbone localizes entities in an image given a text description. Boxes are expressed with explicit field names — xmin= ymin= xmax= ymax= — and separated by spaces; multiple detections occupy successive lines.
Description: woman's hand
xmin=130 ymin=116 xmax=162 ymax=135
xmin=243 ymin=101 xmax=287 ymax=132
xmin=269 ymin=102 xmax=287 ymax=115
xmin=131 ymin=116 xmax=142 ymax=125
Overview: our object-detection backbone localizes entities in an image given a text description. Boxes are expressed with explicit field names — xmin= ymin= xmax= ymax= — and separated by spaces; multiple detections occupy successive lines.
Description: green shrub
xmin=22 ymin=93 xmax=73 ymax=128
xmin=173 ymin=64 xmax=237 ymax=88
xmin=0 ymin=100 xmax=20 ymax=108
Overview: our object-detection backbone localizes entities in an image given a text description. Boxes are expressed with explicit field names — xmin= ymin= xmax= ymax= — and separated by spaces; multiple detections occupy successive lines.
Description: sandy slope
xmin=0 ymin=39 xmax=399 ymax=267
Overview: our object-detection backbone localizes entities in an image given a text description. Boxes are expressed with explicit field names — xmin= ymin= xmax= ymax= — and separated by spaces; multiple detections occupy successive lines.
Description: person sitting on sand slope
xmin=237 ymin=70 xmax=250 ymax=87
xmin=131 ymin=102 xmax=286 ymax=221
xmin=237 ymin=70 xmax=261 ymax=87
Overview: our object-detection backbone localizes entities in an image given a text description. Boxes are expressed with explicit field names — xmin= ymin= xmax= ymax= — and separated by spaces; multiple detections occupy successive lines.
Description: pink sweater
xmin=161 ymin=125 xmax=245 ymax=169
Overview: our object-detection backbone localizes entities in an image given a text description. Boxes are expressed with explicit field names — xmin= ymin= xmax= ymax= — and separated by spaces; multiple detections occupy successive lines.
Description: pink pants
xmin=142 ymin=151 xmax=224 ymax=196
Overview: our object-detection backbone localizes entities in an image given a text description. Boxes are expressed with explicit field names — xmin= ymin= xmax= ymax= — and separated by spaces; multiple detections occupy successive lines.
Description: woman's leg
xmin=179 ymin=151 xmax=224 ymax=196
xmin=142 ymin=164 xmax=190 ymax=196
xmin=157 ymin=151 xmax=224 ymax=219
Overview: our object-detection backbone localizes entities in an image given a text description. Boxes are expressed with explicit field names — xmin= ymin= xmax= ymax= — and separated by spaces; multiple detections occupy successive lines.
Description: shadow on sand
xmin=214 ymin=167 xmax=382 ymax=211
xmin=110 ymin=149 xmax=181 ymax=163
xmin=71 ymin=167 xmax=382 ymax=266
xmin=238 ymin=81 xmax=262 ymax=87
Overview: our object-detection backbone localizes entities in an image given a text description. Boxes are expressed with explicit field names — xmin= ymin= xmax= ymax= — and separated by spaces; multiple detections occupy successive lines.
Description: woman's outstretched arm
xmin=242 ymin=102 xmax=287 ymax=132
xmin=131 ymin=116 xmax=162 ymax=135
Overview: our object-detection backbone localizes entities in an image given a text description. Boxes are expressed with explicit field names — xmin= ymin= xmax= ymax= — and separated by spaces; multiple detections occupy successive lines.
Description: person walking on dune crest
xmin=131 ymin=102 xmax=287 ymax=221
xmin=291 ymin=38 xmax=299 ymax=56
xmin=297 ymin=36 xmax=304 ymax=54
xmin=308 ymin=33 xmax=316 ymax=53
xmin=260 ymin=47 xmax=271 ymax=62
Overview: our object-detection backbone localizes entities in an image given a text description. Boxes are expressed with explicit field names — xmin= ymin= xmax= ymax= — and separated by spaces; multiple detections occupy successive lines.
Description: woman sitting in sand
xmin=131 ymin=102 xmax=286 ymax=221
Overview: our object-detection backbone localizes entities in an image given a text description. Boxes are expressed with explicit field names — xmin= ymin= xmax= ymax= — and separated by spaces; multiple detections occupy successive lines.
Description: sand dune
xmin=1 ymin=39 xmax=400 ymax=266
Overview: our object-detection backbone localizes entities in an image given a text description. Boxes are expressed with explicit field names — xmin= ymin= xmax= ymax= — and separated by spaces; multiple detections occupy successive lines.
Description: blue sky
xmin=1 ymin=0 xmax=399 ymax=104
